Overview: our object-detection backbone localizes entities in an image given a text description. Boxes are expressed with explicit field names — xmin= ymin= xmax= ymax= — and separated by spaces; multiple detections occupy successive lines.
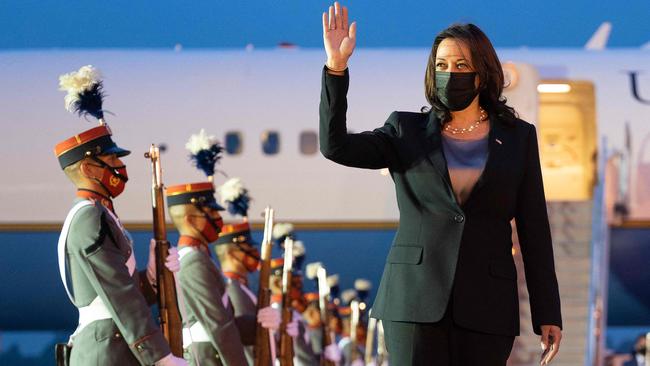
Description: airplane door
xmin=537 ymin=80 xmax=597 ymax=201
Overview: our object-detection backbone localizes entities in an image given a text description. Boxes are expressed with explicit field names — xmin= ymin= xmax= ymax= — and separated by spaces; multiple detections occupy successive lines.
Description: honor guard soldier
xmin=304 ymin=263 xmax=342 ymax=364
xmin=169 ymin=130 xmax=280 ymax=366
xmin=213 ymin=177 xmax=283 ymax=364
xmin=166 ymin=181 xmax=250 ymax=366
xmin=269 ymin=257 xmax=316 ymax=366
xmin=269 ymin=258 xmax=287 ymax=304
xmin=55 ymin=65 xmax=185 ymax=366
xmin=337 ymin=288 xmax=366 ymax=366
xmin=326 ymin=274 xmax=344 ymax=342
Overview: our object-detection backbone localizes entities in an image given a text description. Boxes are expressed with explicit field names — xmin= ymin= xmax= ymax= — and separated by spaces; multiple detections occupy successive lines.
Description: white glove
xmin=286 ymin=316 xmax=299 ymax=338
xmin=147 ymin=239 xmax=182 ymax=285
xmin=165 ymin=247 xmax=181 ymax=272
xmin=323 ymin=343 xmax=342 ymax=362
xmin=257 ymin=306 xmax=281 ymax=330
xmin=155 ymin=353 xmax=188 ymax=366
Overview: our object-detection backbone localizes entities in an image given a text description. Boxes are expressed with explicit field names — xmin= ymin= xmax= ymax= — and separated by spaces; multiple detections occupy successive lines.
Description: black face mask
xmin=435 ymin=71 xmax=479 ymax=111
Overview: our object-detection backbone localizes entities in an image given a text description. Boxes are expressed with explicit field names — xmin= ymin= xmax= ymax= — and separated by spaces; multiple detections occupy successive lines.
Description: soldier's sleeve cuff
xmin=130 ymin=331 xmax=171 ymax=365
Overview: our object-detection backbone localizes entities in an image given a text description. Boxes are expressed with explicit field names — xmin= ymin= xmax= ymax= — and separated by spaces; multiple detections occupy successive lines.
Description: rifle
xmin=316 ymin=266 xmax=335 ymax=366
xmin=254 ymin=207 xmax=274 ymax=366
xmin=364 ymin=315 xmax=376 ymax=365
xmin=376 ymin=320 xmax=387 ymax=366
xmin=278 ymin=238 xmax=295 ymax=366
xmin=144 ymin=144 xmax=183 ymax=357
xmin=350 ymin=299 xmax=361 ymax=363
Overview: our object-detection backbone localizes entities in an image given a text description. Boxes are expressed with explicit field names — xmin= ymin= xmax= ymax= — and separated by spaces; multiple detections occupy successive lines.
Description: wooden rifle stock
xmin=316 ymin=267 xmax=335 ymax=366
xmin=254 ymin=207 xmax=274 ymax=366
xmin=279 ymin=238 xmax=295 ymax=366
xmin=145 ymin=145 xmax=183 ymax=357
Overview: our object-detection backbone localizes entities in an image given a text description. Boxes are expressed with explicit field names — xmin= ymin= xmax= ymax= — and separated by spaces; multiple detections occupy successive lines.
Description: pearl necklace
xmin=443 ymin=108 xmax=488 ymax=135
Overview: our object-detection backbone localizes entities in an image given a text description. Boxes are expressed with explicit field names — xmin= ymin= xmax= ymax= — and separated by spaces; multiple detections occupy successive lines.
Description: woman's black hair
xmin=424 ymin=23 xmax=517 ymax=125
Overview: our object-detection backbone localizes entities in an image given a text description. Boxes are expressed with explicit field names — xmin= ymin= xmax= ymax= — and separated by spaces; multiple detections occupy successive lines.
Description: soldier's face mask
xmin=292 ymin=296 xmax=308 ymax=313
xmin=234 ymin=243 xmax=261 ymax=273
xmin=87 ymin=157 xmax=129 ymax=198
xmin=186 ymin=210 xmax=223 ymax=244
xmin=289 ymin=281 xmax=303 ymax=302
xmin=435 ymin=71 xmax=479 ymax=111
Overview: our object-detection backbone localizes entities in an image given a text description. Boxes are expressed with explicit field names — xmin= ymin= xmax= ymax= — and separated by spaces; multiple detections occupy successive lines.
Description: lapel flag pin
xmin=495 ymin=138 xmax=503 ymax=145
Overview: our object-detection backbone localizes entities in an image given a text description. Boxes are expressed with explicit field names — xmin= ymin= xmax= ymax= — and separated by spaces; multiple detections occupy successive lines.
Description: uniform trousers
xmin=383 ymin=301 xmax=515 ymax=366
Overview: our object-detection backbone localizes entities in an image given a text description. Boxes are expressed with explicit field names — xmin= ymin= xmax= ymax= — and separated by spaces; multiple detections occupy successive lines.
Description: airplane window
xmin=225 ymin=132 xmax=243 ymax=155
xmin=300 ymin=131 xmax=318 ymax=155
xmin=261 ymin=131 xmax=280 ymax=155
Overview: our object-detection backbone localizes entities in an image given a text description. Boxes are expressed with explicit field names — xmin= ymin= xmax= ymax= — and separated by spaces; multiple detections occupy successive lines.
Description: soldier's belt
xmin=79 ymin=297 xmax=112 ymax=329
xmin=182 ymin=322 xmax=211 ymax=348
xmin=69 ymin=296 xmax=113 ymax=345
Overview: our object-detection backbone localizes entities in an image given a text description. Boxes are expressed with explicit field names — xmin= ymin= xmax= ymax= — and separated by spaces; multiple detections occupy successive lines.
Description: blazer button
xmin=454 ymin=214 xmax=465 ymax=223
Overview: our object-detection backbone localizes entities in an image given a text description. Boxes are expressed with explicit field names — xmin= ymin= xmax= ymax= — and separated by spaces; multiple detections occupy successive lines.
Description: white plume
xmin=354 ymin=279 xmax=372 ymax=291
xmin=218 ymin=177 xmax=245 ymax=203
xmin=58 ymin=65 xmax=102 ymax=112
xmin=273 ymin=223 xmax=294 ymax=240
xmin=185 ymin=129 xmax=218 ymax=155
xmin=341 ymin=289 xmax=358 ymax=304
xmin=292 ymin=240 xmax=305 ymax=257
xmin=327 ymin=274 xmax=339 ymax=288
xmin=305 ymin=262 xmax=323 ymax=280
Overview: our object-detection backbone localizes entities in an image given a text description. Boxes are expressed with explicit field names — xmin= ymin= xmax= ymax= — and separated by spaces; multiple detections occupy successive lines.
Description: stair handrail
xmin=585 ymin=137 xmax=610 ymax=366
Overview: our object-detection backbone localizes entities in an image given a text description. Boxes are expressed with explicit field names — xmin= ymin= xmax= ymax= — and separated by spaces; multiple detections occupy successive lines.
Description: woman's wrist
xmin=326 ymin=60 xmax=348 ymax=75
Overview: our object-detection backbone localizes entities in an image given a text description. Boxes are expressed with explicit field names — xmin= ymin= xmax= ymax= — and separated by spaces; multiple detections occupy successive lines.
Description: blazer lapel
xmin=474 ymin=115 xmax=507 ymax=191
xmin=423 ymin=112 xmax=456 ymax=201
xmin=461 ymin=116 xmax=512 ymax=208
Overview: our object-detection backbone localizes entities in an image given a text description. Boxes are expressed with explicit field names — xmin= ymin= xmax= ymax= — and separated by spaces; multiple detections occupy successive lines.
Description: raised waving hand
xmin=322 ymin=2 xmax=356 ymax=71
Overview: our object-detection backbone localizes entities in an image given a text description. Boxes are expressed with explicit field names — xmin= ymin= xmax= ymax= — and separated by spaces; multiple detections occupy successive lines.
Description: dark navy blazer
xmin=319 ymin=68 xmax=562 ymax=337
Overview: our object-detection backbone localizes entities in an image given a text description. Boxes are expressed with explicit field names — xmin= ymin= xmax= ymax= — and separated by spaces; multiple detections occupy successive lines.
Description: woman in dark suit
xmin=319 ymin=2 xmax=563 ymax=365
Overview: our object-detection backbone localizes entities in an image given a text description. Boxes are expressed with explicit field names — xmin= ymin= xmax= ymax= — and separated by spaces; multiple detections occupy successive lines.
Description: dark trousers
xmin=383 ymin=304 xmax=515 ymax=366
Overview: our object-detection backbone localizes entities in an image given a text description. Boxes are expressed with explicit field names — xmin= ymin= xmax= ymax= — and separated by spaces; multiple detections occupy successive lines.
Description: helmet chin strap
xmin=228 ymin=244 xmax=260 ymax=273
xmin=234 ymin=242 xmax=262 ymax=261
xmin=78 ymin=161 xmax=110 ymax=197
xmin=188 ymin=202 xmax=223 ymax=243
xmin=90 ymin=177 xmax=113 ymax=198
xmin=89 ymin=156 xmax=128 ymax=181
xmin=190 ymin=225 xmax=211 ymax=245
xmin=82 ymin=156 xmax=128 ymax=198
xmin=228 ymin=254 xmax=250 ymax=273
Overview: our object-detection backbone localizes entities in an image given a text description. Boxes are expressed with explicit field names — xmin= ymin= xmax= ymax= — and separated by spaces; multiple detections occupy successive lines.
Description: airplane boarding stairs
xmin=509 ymin=201 xmax=598 ymax=366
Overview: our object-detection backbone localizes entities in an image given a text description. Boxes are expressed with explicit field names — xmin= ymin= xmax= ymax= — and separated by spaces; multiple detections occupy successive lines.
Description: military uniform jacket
xmin=64 ymin=198 xmax=170 ymax=365
xmin=319 ymin=68 xmax=562 ymax=336
xmin=177 ymin=247 xmax=249 ymax=366
xmin=307 ymin=325 xmax=323 ymax=356
xmin=293 ymin=317 xmax=319 ymax=366
xmin=338 ymin=336 xmax=363 ymax=366
xmin=226 ymin=278 xmax=257 ymax=364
